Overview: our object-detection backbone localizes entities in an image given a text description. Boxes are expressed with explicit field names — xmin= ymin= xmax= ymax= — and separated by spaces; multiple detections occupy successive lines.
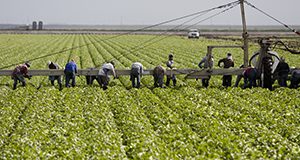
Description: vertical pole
xmin=240 ymin=0 xmax=249 ymax=67
xmin=207 ymin=46 xmax=213 ymax=57
xmin=207 ymin=46 xmax=213 ymax=69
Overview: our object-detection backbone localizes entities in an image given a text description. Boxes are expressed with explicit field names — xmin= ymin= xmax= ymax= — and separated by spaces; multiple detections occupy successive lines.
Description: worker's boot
xmin=166 ymin=78 xmax=170 ymax=86
xmin=103 ymin=85 xmax=108 ymax=90
xmin=59 ymin=83 xmax=62 ymax=90
xmin=13 ymin=84 xmax=17 ymax=90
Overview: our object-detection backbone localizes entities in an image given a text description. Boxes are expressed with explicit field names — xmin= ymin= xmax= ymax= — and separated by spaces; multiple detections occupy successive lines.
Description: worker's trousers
xmin=166 ymin=74 xmax=176 ymax=86
xmin=154 ymin=74 xmax=164 ymax=88
xmin=13 ymin=74 xmax=26 ymax=90
xmin=65 ymin=71 xmax=76 ymax=87
xmin=222 ymin=75 xmax=232 ymax=87
xmin=130 ymin=68 xmax=141 ymax=88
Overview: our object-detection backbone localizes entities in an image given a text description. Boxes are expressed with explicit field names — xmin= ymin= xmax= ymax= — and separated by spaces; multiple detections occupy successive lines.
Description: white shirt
xmin=98 ymin=63 xmax=116 ymax=77
xmin=131 ymin=62 xmax=143 ymax=74
xmin=166 ymin=60 xmax=174 ymax=69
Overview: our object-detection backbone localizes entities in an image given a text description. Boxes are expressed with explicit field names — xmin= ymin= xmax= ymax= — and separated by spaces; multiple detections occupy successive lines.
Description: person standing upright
xmin=198 ymin=54 xmax=214 ymax=88
xmin=166 ymin=54 xmax=176 ymax=87
xmin=218 ymin=53 xmax=234 ymax=87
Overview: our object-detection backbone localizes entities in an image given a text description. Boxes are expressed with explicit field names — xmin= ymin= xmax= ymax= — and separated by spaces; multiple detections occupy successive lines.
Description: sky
xmin=0 ymin=0 xmax=299 ymax=26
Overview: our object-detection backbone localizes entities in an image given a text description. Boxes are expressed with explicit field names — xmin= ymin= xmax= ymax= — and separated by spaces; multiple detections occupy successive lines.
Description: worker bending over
xmin=64 ymin=59 xmax=77 ymax=87
xmin=153 ymin=65 xmax=165 ymax=88
xmin=130 ymin=62 xmax=143 ymax=88
xmin=243 ymin=66 xmax=257 ymax=89
xmin=274 ymin=57 xmax=290 ymax=87
xmin=290 ymin=68 xmax=300 ymax=89
xmin=98 ymin=61 xmax=117 ymax=90
xmin=48 ymin=61 xmax=62 ymax=89
xmin=11 ymin=62 xmax=31 ymax=90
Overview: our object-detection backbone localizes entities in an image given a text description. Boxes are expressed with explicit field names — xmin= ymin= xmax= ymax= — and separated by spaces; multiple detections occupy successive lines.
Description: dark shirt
xmin=153 ymin=66 xmax=165 ymax=76
xmin=275 ymin=62 xmax=290 ymax=76
xmin=12 ymin=64 xmax=28 ymax=76
xmin=65 ymin=61 xmax=77 ymax=73
xmin=292 ymin=69 xmax=300 ymax=78
xmin=218 ymin=58 xmax=234 ymax=68
xmin=49 ymin=62 xmax=59 ymax=69
xmin=243 ymin=67 xmax=257 ymax=77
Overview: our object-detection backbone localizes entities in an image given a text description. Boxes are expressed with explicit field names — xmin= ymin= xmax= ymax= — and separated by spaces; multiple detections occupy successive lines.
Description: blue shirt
xmin=65 ymin=61 xmax=77 ymax=73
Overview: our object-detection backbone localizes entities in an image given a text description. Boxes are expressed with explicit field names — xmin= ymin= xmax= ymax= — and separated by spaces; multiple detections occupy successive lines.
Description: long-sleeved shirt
xmin=198 ymin=56 xmax=214 ymax=69
xmin=153 ymin=65 xmax=165 ymax=76
xmin=274 ymin=61 xmax=290 ymax=76
xmin=243 ymin=67 xmax=257 ymax=77
xmin=99 ymin=63 xmax=116 ymax=77
xmin=291 ymin=69 xmax=300 ymax=78
xmin=218 ymin=57 xmax=234 ymax=68
xmin=12 ymin=64 xmax=28 ymax=76
xmin=64 ymin=61 xmax=77 ymax=73
xmin=131 ymin=62 xmax=143 ymax=74
xmin=48 ymin=62 xmax=60 ymax=70
xmin=166 ymin=60 xmax=174 ymax=69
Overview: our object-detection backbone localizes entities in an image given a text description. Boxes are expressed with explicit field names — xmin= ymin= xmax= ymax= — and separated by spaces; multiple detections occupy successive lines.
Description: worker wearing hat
xmin=47 ymin=61 xmax=62 ymax=89
xmin=166 ymin=53 xmax=176 ymax=87
xmin=11 ymin=62 xmax=31 ymax=90
xmin=218 ymin=53 xmax=235 ymax=87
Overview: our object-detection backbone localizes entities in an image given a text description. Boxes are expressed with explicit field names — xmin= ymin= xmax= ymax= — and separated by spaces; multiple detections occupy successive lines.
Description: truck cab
xmin=188 ymin=29 xmax=200 ymax=39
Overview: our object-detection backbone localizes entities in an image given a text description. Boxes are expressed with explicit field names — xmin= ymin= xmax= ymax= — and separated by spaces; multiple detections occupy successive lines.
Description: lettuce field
xmin=0 ymin=34 xmax=300 ymax=159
